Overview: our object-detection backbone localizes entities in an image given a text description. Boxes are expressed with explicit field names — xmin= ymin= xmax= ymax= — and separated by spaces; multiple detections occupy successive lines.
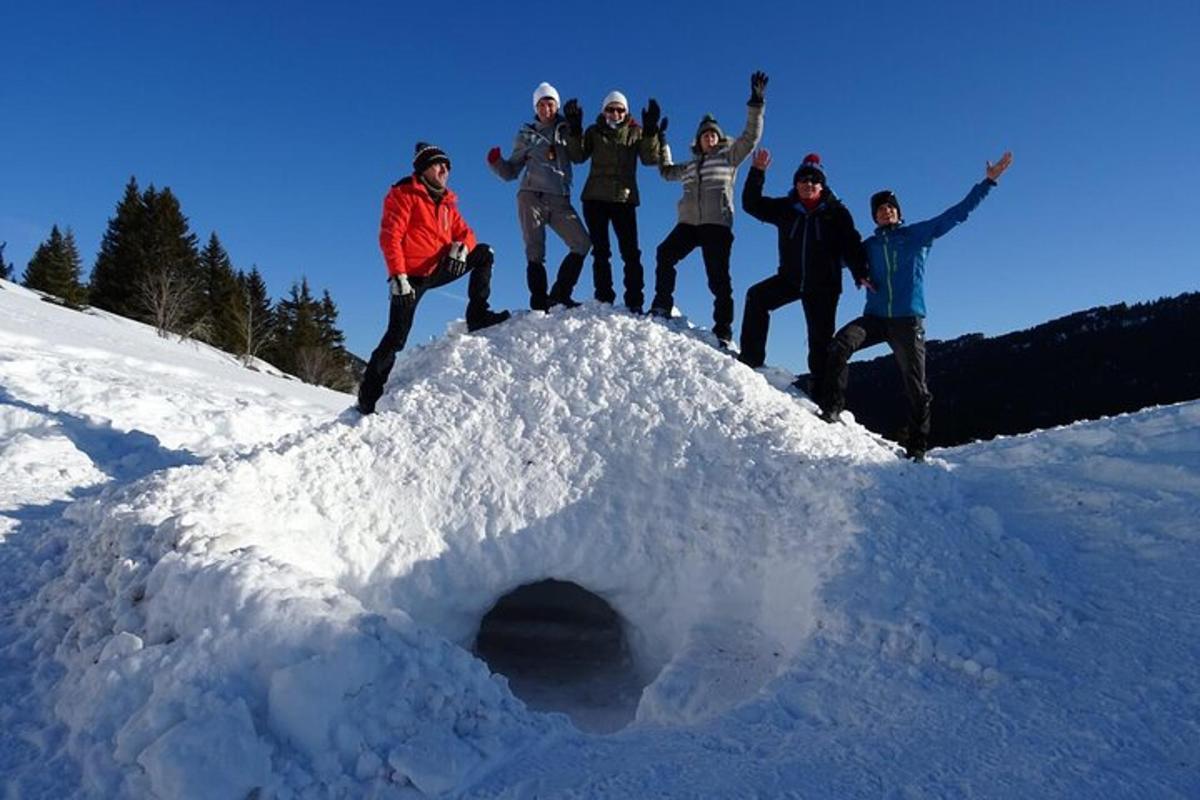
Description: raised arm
xmin=728 ymin=71 xmax=766 ymax=166
xmin=563 ymin=100 xmax=591 ymax=164
xmin=741 ymin=149 xmax=786 ymax=223
xmin=922 ymin=151 xmax=1013 ymax=241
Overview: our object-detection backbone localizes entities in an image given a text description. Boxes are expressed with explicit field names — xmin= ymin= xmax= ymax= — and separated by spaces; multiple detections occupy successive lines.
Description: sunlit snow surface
xmin=1 ymin=279 xmax=1197 ymax=799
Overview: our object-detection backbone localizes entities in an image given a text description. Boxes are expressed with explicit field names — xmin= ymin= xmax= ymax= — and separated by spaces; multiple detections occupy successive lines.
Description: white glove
xmin=445 ymin=241 xmax=470 ymax=277
xmin=391 ymin=273 xmax=415 ymax=301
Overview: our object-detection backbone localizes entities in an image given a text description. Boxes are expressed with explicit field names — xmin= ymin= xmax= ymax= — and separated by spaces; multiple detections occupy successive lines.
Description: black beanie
xmin=871 ymin=189 xmax=901 ymax=220
xmin=793 ymin=152 xmax=827 ymax=185
xmin=413 ymin=142 xmax=451 ymax=174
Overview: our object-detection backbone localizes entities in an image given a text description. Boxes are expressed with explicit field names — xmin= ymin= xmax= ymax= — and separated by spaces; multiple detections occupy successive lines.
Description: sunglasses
xmin=604 ymin=106 xmax=627 ymax=115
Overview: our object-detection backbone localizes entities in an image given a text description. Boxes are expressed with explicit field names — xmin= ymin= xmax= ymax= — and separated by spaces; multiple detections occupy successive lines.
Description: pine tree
xmin=90 ymin=177 xmax=147 ymax=317
xmin=0 ymin=241 xmax=13 ymax=281
xmin=266 ymin=278 xmax=354 ymax=388
xmin=136 ymin=185 xmax=204 ymax=336
xmin=231 ymin=267 xmax=275 ymax=364
xmin=199 ymin=233 xmax=243 ymax=353
xmin=23 ymin=226 xmax=87 ymax=306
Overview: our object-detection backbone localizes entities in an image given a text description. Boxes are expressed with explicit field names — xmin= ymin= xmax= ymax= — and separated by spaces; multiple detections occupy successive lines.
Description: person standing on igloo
xmin=356 ymin=142 xmax=510 ymax=416
xmin=649 ymin=71 xmax=767 ymax=348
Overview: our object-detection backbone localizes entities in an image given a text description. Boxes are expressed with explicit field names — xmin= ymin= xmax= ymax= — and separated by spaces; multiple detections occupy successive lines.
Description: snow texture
xmin=1 ymin=278 xmax=1198 ymax=798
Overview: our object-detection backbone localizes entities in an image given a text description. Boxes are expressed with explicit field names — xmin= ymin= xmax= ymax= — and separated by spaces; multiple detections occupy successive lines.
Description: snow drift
xmin=6 ymin=288 xmax=1197 ymax=799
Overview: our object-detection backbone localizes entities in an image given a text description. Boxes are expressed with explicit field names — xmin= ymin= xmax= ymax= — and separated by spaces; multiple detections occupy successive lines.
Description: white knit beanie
xmin=601 ymin=90 xmax=628 ymax=111
xmin=532 ymin=82 xmax=560 ymax=112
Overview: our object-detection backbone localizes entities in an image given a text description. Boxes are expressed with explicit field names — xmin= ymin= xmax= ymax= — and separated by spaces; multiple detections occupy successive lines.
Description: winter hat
xmin=870 ymin=189 xmax=902 ymax=220
xmin=412 ymin=141 xmax=450 ymax=174
xmin=793 ymin=153 xmax=827 ymax=186
xmin=694 ymin=114 xmax=725 ymax=142
xmin=602 ymin=90 xmax=628 ymax=111
xmin=532 ymin=82 xmax=561 ymax=112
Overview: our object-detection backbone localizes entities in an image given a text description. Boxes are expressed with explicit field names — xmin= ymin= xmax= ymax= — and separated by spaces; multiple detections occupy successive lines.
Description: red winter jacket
xmin=378 ymin=176 xmax=478 ymax=278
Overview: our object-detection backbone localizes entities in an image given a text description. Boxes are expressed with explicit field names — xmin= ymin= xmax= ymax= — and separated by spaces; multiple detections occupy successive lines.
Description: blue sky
xmin=3 ymin=1 xmax=1197 ymax=372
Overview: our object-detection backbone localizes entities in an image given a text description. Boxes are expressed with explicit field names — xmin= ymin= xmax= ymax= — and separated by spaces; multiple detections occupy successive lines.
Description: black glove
xmin=641 ymin=98 xmax=661 ymax=136
xmin=564 ymin=99 xmax=583 ymax=136
xmin=749 ymin=71 xmax=768 ymax=106
xmin=443 ymin=242 xmax=469 ymax=278
xmin=391 ymin=274 xmax=416 ymax=310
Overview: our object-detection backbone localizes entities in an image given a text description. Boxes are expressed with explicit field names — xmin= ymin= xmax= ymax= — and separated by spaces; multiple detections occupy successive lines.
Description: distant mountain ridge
xmin=823 ymin=292 xmax=1200 ymax=448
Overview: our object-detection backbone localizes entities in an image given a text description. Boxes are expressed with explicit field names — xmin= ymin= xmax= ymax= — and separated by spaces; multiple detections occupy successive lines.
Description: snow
xmin=1 ymin=277 xmax=1198 ymax=798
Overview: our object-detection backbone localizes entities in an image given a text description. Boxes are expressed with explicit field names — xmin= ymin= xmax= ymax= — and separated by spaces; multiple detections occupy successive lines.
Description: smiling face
xmin=874 ymin=203 xmax=900 ymax=226
xmin=535 ymin=96 xmax=558 ymax=122
xmin=794 ymin=173 xmax=823 ymax=202
xmin=421 ymin=161 xmax=450 ymax=188
xmin=698 ymin=130 xmax=720 ymax=153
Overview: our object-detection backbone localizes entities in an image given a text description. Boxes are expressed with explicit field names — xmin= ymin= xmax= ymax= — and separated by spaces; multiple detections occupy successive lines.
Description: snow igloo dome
xmin=40 ymin=306 xmax=900 ymax=797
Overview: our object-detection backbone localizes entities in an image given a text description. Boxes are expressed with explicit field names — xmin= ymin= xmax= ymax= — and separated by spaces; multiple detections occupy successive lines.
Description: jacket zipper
xmin=882 ymin=232 xmax=896 ymax=316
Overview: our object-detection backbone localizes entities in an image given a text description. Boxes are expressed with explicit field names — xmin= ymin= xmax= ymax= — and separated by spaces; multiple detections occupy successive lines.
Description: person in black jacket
xmin=738 ymin=150 xmax=869 ymax=400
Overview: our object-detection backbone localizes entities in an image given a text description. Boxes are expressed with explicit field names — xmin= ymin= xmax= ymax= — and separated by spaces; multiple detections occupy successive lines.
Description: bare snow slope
xmin=2 ymin=282 xmax=1198 ymax=798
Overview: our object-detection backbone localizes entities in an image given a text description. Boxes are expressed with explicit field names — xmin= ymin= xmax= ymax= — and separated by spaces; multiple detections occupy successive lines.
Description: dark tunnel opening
xmin=473 ymin=579 xmax=644 ymax=733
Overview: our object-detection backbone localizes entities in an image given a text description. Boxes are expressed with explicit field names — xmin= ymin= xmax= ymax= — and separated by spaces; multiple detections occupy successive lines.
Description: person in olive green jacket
xmin=563 ymin=90 xmax=665 ymax=313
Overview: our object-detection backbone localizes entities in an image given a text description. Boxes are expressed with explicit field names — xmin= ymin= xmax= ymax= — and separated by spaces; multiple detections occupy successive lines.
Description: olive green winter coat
xmin=566 ymin=117 xmax=662 ymax=206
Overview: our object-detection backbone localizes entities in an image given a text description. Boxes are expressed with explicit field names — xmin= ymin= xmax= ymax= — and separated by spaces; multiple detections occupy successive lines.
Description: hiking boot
xmin=549 ymin=294 xmax=581 ymax=310
xmin=530 ymin=294 xmax=550 ymax=312
xmin=648 ymin=305 xmax=671 ymax=319
xmin=627 ymin=305 xmax=644 ymax=315
xmin=467 ymin=309 xmax=511 ymax=332
xmin=818 ymin=408 xmax=841 ymax=424
xmin=905 ymin=446 xmax=927 ymax=462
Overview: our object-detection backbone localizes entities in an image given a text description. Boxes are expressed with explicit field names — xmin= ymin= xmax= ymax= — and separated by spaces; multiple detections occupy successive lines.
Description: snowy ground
xmin=1 ymin=278 xmax=1197 ymax=798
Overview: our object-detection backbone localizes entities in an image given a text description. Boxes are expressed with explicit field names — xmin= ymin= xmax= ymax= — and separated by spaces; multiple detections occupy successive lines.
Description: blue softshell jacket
xmin=862 ymin=178 xmax=995 ymax=318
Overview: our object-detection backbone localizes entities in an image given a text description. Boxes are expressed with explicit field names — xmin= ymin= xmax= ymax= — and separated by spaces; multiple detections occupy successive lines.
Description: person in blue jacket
xmin=820 ymin=151 xmax=1013 ymax=461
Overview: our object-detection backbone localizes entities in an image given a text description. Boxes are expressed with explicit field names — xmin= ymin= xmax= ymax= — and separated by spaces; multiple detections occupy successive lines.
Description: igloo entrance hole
xmin=473 ymin=579 xmax=644 ymax=733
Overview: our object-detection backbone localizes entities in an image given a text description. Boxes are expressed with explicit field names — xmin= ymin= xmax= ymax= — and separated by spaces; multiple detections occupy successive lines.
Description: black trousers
xmin=653 ymin=223 xmax=734 ymax=340
xmin=739 ymin=275 xmax=839 ymax=395
xmin=823 ymin=315 xmax=932 ymax=450
xmin=358 ymin=245 xmax=494 ymax=411
xmin=583 ymin=199 xmax=644 ymax=309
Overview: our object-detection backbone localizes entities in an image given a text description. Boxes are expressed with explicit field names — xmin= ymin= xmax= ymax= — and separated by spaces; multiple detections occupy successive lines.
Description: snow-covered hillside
xmin=1 ymin=278 xmax=1197 ymax=799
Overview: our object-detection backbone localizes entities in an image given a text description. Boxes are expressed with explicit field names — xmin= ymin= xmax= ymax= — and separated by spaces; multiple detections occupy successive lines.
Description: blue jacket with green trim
xmin=862 ymin=178 xmax=995 ymax=318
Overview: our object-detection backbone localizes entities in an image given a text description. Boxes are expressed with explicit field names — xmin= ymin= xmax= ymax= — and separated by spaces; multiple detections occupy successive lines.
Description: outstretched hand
xmin=641 ymin=98 xmax=661 ymax=135
xmin=752 ymin=148 xmax=772 ymax=170
xmin=486 ymin=146 xmax=501 ymax=165
xmin=563 ymin=99 xmax=583 ymax=135
xmin=749 ymin=71 xmax=768 ymax=105
xmin=986 ymin=151 xmax=1013 ymax=182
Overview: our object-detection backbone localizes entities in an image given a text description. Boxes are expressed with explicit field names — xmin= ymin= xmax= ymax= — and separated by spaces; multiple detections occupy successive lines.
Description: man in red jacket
xmin=357 ymin=142 xmax=510 ymax=415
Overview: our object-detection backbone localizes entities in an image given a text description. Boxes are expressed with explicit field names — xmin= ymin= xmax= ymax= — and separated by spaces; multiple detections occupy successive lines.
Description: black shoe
xmin=549 ymin=295 xmax=581 ymax=310
xmin=648 ymin=305 xmax=671 ymax=319
xmin=627 ymin=305 xmax=644 ymax=315
xmin=467 ymin=309 xmax=511 ymax=332
xmin=905 ymin=447 xmax=927 ymax=462
xmin=355 ymin=401 xmax=375 ymax=416
xmin=530 ymin=295 xmax=550 ymax=312
xmin=818 ymin=408 xmax=841 ymax=424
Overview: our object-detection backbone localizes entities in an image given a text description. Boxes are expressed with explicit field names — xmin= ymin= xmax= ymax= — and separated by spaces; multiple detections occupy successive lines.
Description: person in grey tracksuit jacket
xmin=650 ymin=71 xmax=766 ymax=345
xmin=488 ymin=81 xmax=591 ymax=311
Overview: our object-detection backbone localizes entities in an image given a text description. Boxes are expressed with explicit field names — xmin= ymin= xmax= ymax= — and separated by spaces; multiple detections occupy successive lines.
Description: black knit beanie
xmin=871 ymin=189 xmax=901 ymax=220
xmin=413 ymin=142 xmax=451 ymax=174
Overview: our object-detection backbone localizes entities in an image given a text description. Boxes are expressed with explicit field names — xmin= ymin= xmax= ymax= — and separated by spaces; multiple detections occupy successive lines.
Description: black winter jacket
xmin=742 ymin=166 xmax=868 ymax=293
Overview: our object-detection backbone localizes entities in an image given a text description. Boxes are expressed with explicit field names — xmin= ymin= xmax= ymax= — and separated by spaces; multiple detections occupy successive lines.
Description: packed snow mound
xmin=33 ymin=306 xmax=908 ymax=796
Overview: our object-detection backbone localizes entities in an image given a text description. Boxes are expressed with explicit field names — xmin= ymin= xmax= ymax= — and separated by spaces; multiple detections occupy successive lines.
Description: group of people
xmin=355 ymin=72 xmax=1013 ymax=461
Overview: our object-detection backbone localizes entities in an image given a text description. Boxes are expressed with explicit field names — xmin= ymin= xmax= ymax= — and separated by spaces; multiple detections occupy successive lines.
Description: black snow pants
xmin=358 ymin=244 xmax=495 ymax=412
xmin=739 ymin=275 xmax=838 ymax=397
xmin=822 ymin=314 xmax=932 ymax=452
xmin=652 ymin=223 xmax=734 ymax=341
xmin=583 ymin=199 xmax=645 ymax=311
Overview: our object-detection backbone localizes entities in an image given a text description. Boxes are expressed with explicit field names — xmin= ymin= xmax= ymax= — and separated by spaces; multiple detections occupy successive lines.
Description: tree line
xmin=8 ymin=177 xmax=357 ymax=391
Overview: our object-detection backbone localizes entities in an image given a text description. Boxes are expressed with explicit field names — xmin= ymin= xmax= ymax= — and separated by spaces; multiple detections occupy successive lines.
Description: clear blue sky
xmin=3 ymin=1 xmax=1197 ymax=371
